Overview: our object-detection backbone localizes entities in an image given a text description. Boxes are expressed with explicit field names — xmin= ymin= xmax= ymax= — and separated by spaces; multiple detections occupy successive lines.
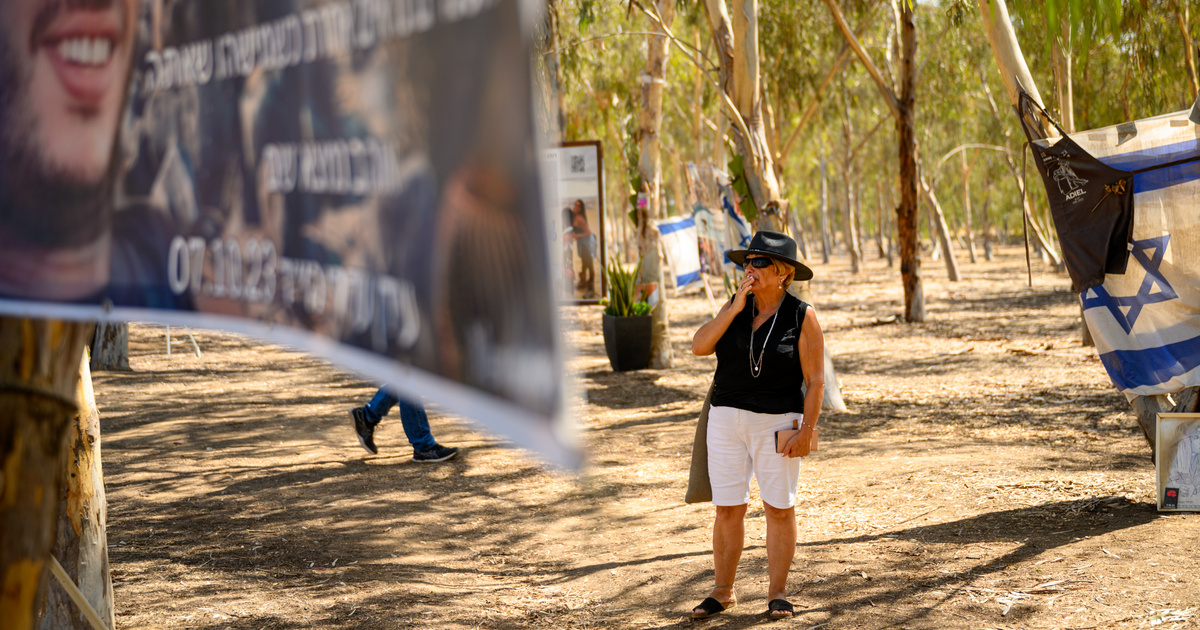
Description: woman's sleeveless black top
xmin=711 ymin=293 xmax=808 ymax=415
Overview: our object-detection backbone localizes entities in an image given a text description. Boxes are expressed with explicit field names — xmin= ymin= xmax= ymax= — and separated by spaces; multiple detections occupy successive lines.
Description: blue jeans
xmin=365 ymin=387 xmax=437 ymax=451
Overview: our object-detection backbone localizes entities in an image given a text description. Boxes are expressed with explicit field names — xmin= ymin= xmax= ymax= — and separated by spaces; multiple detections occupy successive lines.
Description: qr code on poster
xmin=570 ymin=154 xmax=586 ymax=173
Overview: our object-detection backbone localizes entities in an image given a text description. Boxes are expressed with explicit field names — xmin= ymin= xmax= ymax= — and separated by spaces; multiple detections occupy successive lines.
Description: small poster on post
xmin=1156 ymin=413 xmax=1200 ymax=511
xmin=545 ymin=141 xmax=605 ymax=304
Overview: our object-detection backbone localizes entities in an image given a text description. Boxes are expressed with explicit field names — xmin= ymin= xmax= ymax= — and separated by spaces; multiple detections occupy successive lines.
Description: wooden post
xmin=0 ymin=318 xmax=94 ymax=630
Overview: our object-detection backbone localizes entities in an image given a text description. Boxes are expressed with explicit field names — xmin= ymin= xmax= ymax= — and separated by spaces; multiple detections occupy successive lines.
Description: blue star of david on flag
xmin=1081 ymin=235 xmax=1177 ymax=334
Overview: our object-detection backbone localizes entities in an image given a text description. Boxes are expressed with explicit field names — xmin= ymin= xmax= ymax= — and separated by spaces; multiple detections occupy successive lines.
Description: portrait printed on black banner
xmin=0 ymin=0 xmax=138 ymax=301
xmin=111 ymin=0 xmax=559 ymax=416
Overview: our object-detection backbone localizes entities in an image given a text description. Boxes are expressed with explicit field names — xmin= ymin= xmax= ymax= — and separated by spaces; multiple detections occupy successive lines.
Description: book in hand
xmin=775 ymin=427 xmax=818 ymax=454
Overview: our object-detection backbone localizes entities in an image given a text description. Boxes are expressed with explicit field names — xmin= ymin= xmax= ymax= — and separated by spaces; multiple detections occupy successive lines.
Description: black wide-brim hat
xmin=727 ymin=230 xmax=814 ymax=282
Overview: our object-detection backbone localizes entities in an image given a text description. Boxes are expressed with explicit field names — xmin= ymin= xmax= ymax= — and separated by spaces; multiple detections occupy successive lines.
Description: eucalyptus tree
xmin=822 ymin=0 xmax=928 ymax=321
xmin=634 ymin=0 xmax=677 ymax=369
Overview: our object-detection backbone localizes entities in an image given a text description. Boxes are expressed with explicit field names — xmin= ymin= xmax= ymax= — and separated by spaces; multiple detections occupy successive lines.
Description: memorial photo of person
xmin=0 ymin=0 xmax=138 ymax=301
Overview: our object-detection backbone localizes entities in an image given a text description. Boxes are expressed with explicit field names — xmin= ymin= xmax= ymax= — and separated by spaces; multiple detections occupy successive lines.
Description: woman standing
xmin=690 ymin=230 xmax=825 ymax=620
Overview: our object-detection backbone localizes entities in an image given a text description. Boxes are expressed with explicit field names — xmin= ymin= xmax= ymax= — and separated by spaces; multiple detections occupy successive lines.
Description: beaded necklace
xmin=749 ymin=301 xmax=780 ymax=378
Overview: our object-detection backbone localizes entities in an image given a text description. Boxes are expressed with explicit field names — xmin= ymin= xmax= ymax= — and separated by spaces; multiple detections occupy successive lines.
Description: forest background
xmin=542 ymin=0 xmax=1197 ymax=284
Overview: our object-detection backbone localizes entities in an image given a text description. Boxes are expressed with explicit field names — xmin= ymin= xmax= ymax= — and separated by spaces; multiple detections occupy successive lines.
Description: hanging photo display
xmin=1157 ymin=413 xmax=1200 ymax=511
xmin=544 ymin=141 xmax=605 ymax=304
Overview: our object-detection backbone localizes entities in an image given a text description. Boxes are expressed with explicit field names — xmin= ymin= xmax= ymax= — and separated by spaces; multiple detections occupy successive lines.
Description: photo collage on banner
xmin=544 ymin=141 xmax=605 ymax=304
xmin=685 ymin=163 xmax=749 ymax=283
xmin=0 ymin=0 xmax=575 ymax=466
xmin=685 ymin=164 xmax=729 ymax=279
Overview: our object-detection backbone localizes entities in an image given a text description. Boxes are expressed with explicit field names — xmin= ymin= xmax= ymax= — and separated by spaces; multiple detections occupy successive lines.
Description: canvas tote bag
xmin=685 ymin=383 xmax=715 ymax=503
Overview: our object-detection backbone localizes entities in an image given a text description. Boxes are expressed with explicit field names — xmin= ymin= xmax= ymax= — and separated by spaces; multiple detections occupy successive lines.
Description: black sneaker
xmin=412 ymin=444 xmax=459 ymax=463
xmin=350 ymin=406 xmax=378 ymax=454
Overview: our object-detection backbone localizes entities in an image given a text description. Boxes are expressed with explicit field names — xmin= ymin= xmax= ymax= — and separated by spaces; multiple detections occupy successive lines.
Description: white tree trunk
xmin=90 ymin=323 xmax=129 ymax=372
xmin=0 ymin=318 xmax=94 ymax=630
xmin=39 ymin=354 xmax=114 ymax=630
xmin=961 ymin=152 xmax=978 ymax=263
xmin=919 ymin=169 xmax=961 ymax=282
xmin=977 ymin=0 xmax=1052 ymax=116
xmin=637 ymin=0 xmax=675 ymax=369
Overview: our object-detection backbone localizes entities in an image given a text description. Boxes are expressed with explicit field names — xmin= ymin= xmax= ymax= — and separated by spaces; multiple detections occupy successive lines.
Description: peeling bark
xmin=38 ymin=354 xmax=114 ymax=630
xmin=0 ymin=317 xmax=93 ymax=630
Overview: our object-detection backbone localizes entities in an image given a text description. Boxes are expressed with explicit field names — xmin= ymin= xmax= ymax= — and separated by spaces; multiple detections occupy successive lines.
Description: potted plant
xmin=601 ymin=256 xmax=653 ymax=371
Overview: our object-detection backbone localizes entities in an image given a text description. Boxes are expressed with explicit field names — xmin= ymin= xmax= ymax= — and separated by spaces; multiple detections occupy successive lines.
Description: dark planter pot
xmin=602 ymin=313 xmax=653 ymax=371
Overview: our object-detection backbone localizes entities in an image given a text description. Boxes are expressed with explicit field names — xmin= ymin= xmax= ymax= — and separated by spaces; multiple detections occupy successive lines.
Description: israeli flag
xmin=1069 ymin=107 xmax=1200 ymax=396
xmin=656 ymin=216 xmax=702 ymax=289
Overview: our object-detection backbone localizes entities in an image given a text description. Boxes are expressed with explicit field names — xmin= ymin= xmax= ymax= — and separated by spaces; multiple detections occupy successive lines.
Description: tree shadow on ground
xmin=600 ymin=497 xmax=1161 ymax=629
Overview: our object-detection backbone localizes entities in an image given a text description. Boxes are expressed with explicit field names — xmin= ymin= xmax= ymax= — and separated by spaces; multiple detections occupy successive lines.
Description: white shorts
xmin=707 ymin=406 xmax=802 ymax=508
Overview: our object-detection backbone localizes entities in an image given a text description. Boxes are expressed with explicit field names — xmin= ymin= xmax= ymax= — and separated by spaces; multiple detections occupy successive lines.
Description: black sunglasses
xmin=743 ymin=256 xmax=773 ymax=269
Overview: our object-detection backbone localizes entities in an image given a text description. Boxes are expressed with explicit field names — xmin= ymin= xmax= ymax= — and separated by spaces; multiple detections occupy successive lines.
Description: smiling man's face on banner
xmin=0 ymin=0 xmax=137 ymax=249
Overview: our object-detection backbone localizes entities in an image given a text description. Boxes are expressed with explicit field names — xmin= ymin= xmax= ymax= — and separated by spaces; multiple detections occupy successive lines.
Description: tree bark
xmin=825 ymin=0 xmax=923 ymax=320
xmin=841 ymin=171 xmax=861 ymax=273
xmin=637 ymin=0 xmax=676 ymax=369
xmin=726 ymin=0 xmax=782 ymax=218
xmin=819 ymin=156 xmax=831 ymax=263
xmin=89 ymin=323 xmax=129 ymax=372
xmin=919 ymin=169 xmax=961 ymax=282
xmin=0 ymin=318 xmax=93 ymax=630
xmin=692 ymin=28 xmax=707 ymax=158
xmin=1051 ymin=20 xmax=1074 ymax=134
xmin=841 ymin=96 xmax=863 ymax=274
xmin=977 ymin=0 xmax=1053 ymax=128
xmin=896 ymin=2 xmax=924 ymax=321
xmin=543 ymin=0 xmax=567 ymax=137
xmin=961 ymin=152 xmax=978 ymax=264
xmin=38 ymin=353 xmax=114 ymax=630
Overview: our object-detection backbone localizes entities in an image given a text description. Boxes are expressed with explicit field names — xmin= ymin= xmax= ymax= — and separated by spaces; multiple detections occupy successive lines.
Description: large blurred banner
xmin=0 ymin=0 xmax=575 ymax=466
xmin=1021 ymin=93 xmax=1200 ymax=398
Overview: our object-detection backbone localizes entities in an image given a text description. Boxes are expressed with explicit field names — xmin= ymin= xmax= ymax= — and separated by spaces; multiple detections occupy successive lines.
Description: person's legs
xmin=710 ymin=503 xmax=746 ymax=600
xmin=578 ymin=236 xmax=596 ymax=292
xmin=396 ymin=398 xmax=437 ymax=452
xmin=695 ymin=406 xmax=752 ymax=617
xmin=743 ymin=409 xmax=801 ymax=618
xmin=351 ymin=385 xmax=401 ymax=455
xmin=351 ymin=385 xmax=399 ymax=455
xmin=365 ymin=386 xmax=399 ymax=421
xmin=763 ymin=501 xmax=797 ymax=614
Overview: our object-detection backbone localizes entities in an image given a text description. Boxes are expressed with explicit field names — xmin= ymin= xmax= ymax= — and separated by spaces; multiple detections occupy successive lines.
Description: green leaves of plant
xmin=603 ymin=256 xmax=651 ymax=317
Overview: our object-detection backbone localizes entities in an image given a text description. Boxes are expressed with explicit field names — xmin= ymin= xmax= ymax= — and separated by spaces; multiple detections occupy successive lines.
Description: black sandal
xmin=767 ymin=598 xmax=794 ymax=619
xmin=691 ymin=597 xmax=735 ymax=619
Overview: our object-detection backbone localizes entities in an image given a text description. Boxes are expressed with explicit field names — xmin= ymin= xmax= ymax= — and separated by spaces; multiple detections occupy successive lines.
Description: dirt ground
xmin=92 ymin=245 xmax=1199 ymax=629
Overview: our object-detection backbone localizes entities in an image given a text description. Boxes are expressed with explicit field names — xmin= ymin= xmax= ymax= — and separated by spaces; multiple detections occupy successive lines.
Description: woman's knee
xmin=715 ymin=504 xmax=748 ymax=520
xmin=762 ymin=502 xmax=795 ymax=520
